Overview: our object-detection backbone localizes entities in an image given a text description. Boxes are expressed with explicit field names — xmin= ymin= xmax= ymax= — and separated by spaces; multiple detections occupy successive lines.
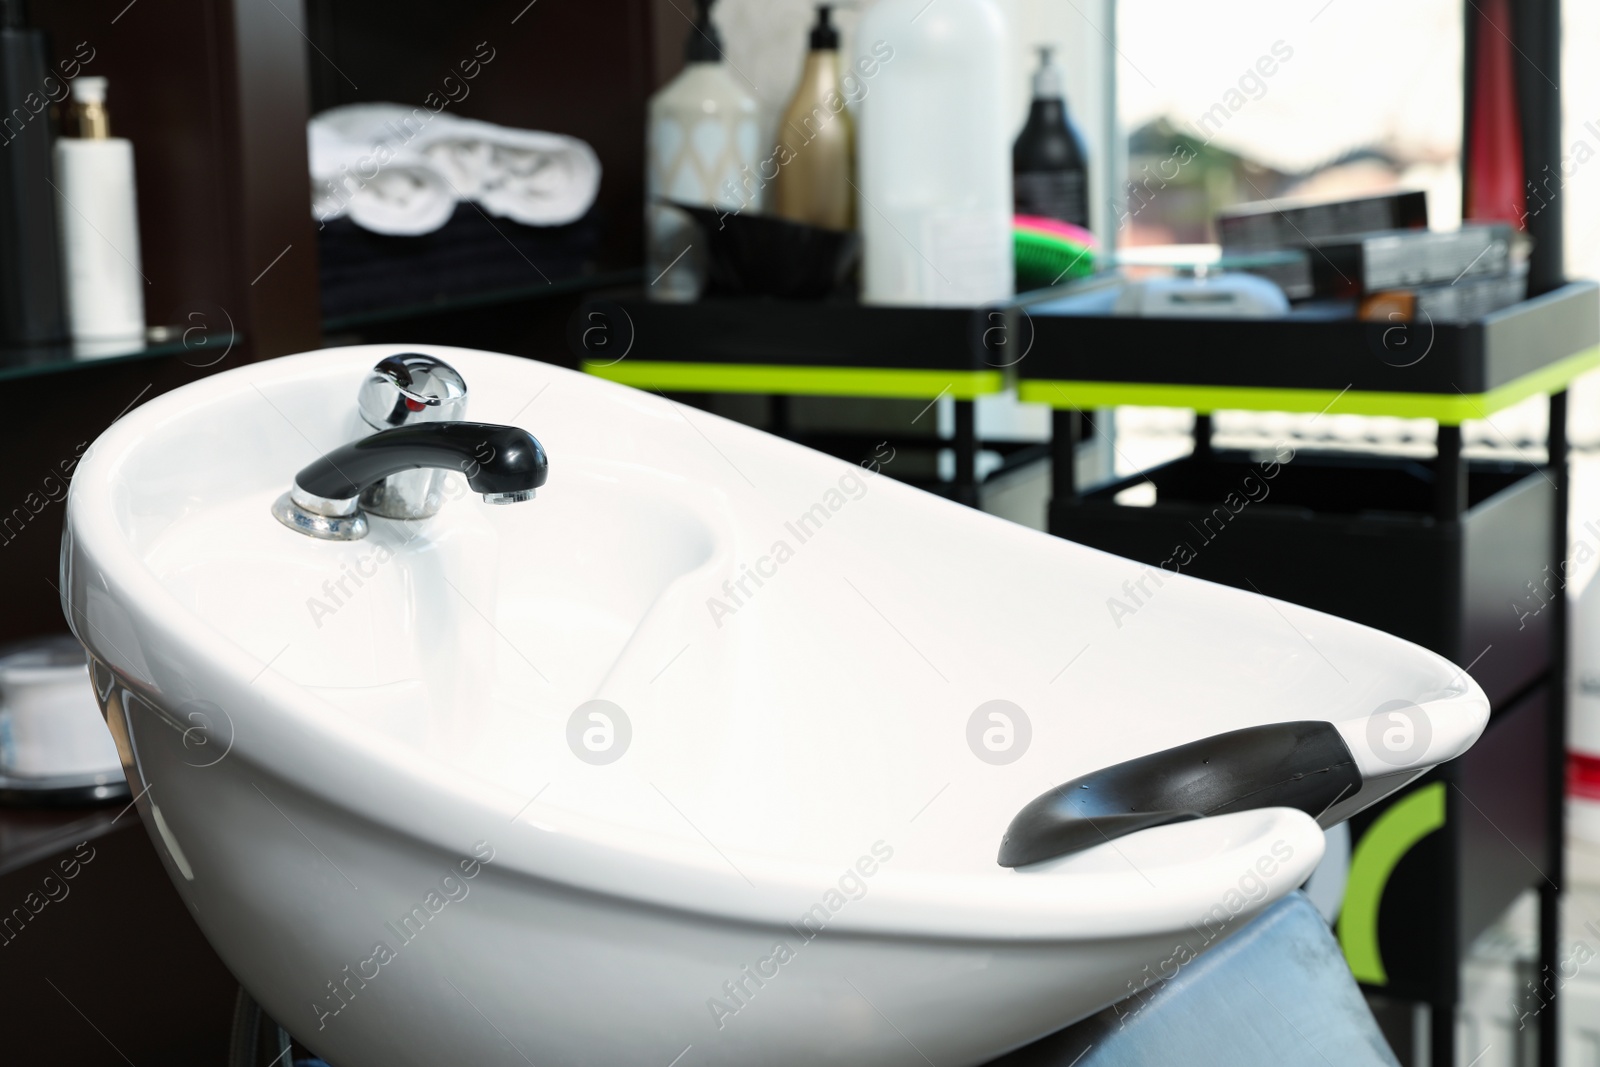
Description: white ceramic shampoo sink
xmin=62 ymin=345 xmax=1488 ymax=1066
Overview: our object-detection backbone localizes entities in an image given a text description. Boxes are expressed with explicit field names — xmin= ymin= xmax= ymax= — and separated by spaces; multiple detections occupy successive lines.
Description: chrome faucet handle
xmin=356 ymin=353 xmax=469 ymax=520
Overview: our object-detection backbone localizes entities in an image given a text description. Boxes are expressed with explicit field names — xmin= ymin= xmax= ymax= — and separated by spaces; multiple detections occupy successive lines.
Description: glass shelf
xmin=0 ymin=330 xmax=243 ymax=385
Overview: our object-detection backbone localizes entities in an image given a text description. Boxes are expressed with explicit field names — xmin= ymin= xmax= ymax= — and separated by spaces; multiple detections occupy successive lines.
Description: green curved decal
xmin=1338 ymin=781 xmax=1446 ymax=985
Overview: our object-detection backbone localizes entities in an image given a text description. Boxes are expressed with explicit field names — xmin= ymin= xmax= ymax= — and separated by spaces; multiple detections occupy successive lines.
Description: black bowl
xmin=667 ymin=202 xmax=860 ymax=300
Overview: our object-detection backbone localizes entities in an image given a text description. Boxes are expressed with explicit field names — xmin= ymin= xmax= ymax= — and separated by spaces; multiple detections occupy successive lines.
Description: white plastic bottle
xmin=645 ymin=0 xmax=763 ymax=302
xmin=54 ymin=76 xmax=146 ymax=358
xmin=855 ymin=0 xmax=1014 ymax=306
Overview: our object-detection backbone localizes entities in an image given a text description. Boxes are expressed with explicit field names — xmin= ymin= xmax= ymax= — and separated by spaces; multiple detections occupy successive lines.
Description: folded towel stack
xmin=309 ymin=103 xmax=602 ymax=236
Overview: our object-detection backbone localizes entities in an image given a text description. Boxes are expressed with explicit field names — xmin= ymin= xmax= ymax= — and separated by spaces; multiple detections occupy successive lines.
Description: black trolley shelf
xmin=1015 ymin=280 xmax=1600 ymax=1067
xmin=572 ymin=294 xmax=1012 ymax=504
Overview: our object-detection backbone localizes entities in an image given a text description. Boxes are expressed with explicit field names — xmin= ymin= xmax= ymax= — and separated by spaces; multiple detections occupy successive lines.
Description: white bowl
xmin=0 ymin=636 xmax=122 ymax=782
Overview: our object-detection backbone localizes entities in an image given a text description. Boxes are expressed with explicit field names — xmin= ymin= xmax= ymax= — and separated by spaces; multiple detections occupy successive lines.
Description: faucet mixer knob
xmin=356 ymin=353 xmax=468 ymax=519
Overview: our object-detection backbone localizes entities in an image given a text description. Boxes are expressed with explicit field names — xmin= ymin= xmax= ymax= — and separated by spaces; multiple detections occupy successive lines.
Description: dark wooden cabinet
xmin=2 ymin=808 xmax=237 ymax=1064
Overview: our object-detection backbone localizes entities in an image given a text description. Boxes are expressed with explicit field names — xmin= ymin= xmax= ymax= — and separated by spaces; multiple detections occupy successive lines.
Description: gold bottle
xmin=772 ymin=5 xmax=855 ymax=231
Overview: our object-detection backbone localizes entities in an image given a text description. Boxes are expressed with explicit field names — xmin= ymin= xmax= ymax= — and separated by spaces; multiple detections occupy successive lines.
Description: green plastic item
xmin=1016 ymin=226 xmax=1096 ymax=290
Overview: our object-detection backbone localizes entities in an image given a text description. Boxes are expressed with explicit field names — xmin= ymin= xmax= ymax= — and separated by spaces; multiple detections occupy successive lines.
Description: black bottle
xmin=0 ymin=0 xmax=67 ymax=350
xmin=1012 ymin=46 xmax=1090 ymax=230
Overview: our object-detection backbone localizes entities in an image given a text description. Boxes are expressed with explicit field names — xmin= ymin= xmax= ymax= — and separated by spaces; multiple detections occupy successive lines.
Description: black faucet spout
xmin=274 ymin=421 xmax=549 ymax=540
xmin=296 ymin=422 xmax=548 ymax=504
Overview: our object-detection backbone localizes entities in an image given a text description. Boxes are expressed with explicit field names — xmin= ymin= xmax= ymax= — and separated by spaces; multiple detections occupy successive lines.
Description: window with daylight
xmin=1113 ymin=0 xmax=1463 ymax=248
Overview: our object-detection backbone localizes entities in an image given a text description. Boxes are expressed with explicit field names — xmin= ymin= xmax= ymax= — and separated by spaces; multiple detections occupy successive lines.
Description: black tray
xmin=571 ymin=293 xmax=1003 ymax=370
xmin=1011 ymin=281 xmax=1598 ymax=396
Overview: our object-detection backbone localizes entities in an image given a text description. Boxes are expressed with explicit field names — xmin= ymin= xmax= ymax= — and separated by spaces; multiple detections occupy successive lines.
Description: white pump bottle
xmin=54 ymin=76 xmax=146 ymax=358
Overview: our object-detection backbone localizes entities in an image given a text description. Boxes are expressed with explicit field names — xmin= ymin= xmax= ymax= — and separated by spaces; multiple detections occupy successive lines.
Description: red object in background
xmin=1465 ymin=0 xmax=1527 ymax=226
xmin=1573 ymin=751 xmax=1600 ymax=801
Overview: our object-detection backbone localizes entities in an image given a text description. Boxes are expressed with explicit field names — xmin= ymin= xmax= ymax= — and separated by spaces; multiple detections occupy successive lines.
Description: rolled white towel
xmin=309 ymin=105 xmax=457 ymax=236
xmin=413 ymin=115 xmax=602 ymax=227
xmin=308 ymin=103 xmax=602 ymax=236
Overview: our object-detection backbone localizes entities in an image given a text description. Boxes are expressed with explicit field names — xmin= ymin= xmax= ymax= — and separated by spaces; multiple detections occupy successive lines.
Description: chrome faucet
xmin=357 ymin=354 xmax=469 ymax=519
xmin=272 ymin=354 xmax=548 ymax=541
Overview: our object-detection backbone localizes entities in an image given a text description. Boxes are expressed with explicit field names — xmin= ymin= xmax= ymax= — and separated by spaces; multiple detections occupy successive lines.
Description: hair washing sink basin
xmin=61 ymin=345 xmax=1488 ymax=1066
